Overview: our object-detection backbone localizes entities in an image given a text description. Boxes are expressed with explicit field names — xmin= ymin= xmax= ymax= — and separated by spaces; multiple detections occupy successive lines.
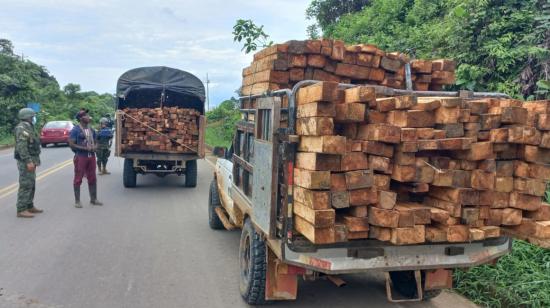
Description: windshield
xmin=44 ymin=121 xmax=70 ymax=129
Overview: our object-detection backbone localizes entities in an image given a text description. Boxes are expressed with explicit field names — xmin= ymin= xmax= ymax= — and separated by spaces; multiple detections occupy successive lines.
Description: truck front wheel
xmin=123 ymin=158 xmax=137 ymax=188
xmin=185 ymin=160 xmax=197 ymax=187
xmin=208 ymin=179 xmax=225 ymax=230
xmin=239 ymin=218 xmax=267 ymax=305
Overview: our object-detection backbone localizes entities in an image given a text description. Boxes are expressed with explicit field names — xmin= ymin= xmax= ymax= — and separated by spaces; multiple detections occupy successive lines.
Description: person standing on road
xmin=104 ymin=114 xmax=114 ymax=130
xmin=69 ymin=110 xmax=103 ymax=208
xmin=96 ymin=118 xmax=113 ymax=175
xmin=13 ymin=108 xmax=43 ymax=218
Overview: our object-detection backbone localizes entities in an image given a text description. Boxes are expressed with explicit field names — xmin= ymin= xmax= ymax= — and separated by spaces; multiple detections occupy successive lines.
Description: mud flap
xmin=424 ymin=268 xmax=453 ymax=290
xmin=384 ymin=270 xmax=423 ymax=302
xmin=265 ymin=249 xmax=302 ymax=301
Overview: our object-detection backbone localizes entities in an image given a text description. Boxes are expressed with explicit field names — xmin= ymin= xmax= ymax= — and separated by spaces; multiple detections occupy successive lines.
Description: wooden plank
xmin=368 ymin=155 xmax=391 ymax=173
xmin=297 ymin=102 xmax=335 ymax=118
xmin=501 ymin=208 xmax=523 ymax=225
xmin=335 ymin=103 xmax=366 ymax=123
xmin=426 ymin=227 xmax=447 ymax=242
xmin=514 ymin=178 xmax=546 ymax=196
xmin=509 ymin=192 xmax=542 ymax=211
xmin=357 ymin=124 xmax=402 ymax=144
xmin=295 ymin=152 xmax=340 ymax=171
xmin=424 ymin=197 xmax=461 ymax=218
xmin=294 ymin=168 xmax=331 ymax=189
xmin=293 ymin=201 xmax=335 ymax=227
xmin=471 ymin=170 xmax=496 ymax=190
xmin=387 ymin=110 xmax=435 ymax=128
xmin=435 ymin=224 xmax=469 ymax=242
xmin=293 ymin=186 xmax=331 ymax=210
xmin=390 ymin=225 xmax=426 ymax=245
xmin=391 ymin=165 xmax=416 ymax=182
xmin=347 ymin=205 xmax=368 ymax=217
xmin=428 ymin=187 xmax=479 ymax=205
xmin=341 ymin=152 xmax=369 ymax=171
xmin=369 ymin=226 xmax=392 ymax=241
xmin=362 ymin=141 xmax=394 ymax=158
xmin=377 ymin=190 xmax=397 ymax=210
xmin=349 ymin=188 xmax=378 ymax=206
xmin=296 ymin=82 xmax=339 ymax=105
xmin=434 ymin=107 xmax=460 ymax=124
xmin=294 ymin=216 xmax=335 ymax=244
xmin=298 ymin=136 xmax=346 ymax=154
xmin=345 ymin=170 xmax=374 ymax=190
xmin=340 ymin=215 xmax=370 ymax=232
xmin=296 ymin=117 xmax=334 ymax=136
xmin=368 ymin=207 xmax=399 ymax=228
xmin=344 ymin=86 xmax=375 ymax=104
xmin=524 ymin=203 xmax=550 ymax=221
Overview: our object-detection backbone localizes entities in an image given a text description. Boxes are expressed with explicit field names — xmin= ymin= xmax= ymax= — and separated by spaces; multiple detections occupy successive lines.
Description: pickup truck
xmin=208 ymin=81 xmax=511 ymax=304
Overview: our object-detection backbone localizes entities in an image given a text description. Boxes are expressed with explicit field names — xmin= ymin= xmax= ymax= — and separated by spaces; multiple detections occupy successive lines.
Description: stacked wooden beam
xmin=241 ymin=40 xmax=455 ymax=96
xmin=291 ymin=81 xmax=550 ymax=247
xmin=120 ymin=107 xmax=200 ymax=153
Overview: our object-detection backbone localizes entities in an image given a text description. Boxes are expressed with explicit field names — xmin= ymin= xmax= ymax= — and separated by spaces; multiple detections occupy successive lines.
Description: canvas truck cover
xmin=116 ymin=66 xmax=205 ymax=113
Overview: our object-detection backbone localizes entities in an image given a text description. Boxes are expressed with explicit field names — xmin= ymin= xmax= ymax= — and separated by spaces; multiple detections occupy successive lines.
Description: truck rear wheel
xmin=389 ymin=270 xmax=442 ymax=301
xmin=185 ymin=160 xmax=197 ymax=187
xmin=239 ymin=218 xmax=267 ymax=305
xmin=208 ymin=179 xmax=225 ymax=230
xmin=123 ymin=158 xmax=137 ymax=188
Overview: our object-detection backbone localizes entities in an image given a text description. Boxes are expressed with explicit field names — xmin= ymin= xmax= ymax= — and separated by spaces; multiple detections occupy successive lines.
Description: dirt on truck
xmin=115 ymin=66 xmax=206 ymax=188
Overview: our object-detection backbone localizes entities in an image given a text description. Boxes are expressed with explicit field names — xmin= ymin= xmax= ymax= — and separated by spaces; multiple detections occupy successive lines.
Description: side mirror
xmin=213 ymin=146 xmax=228 ymax=158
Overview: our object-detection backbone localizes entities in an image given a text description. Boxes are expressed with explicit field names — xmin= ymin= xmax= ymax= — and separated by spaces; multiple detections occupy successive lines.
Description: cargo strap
xmin=118 ymin=110 xmax=197 ymax=153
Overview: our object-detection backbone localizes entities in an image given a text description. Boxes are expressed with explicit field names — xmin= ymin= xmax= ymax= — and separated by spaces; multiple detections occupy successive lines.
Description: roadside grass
xmin=0 ymin=133 xmax=13 ymax=147
xmin=454 ymin=240 xmax=550 ymax=307
xmin=206 ymin=121 xmax=231 ymax=148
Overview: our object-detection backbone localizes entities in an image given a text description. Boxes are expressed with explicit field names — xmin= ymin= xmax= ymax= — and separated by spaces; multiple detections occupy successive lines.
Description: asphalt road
xmin=0 ymin=148 xmax=478 ymax=308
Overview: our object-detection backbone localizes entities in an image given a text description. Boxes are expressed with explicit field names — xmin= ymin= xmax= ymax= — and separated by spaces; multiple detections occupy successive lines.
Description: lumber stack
xmin=241 ymin=39 xmax=455 ymax=96
xmin=120 ymin=107 xmax=200 ymax=153
xmin=291 ymin=81 xmax=550 ymax=247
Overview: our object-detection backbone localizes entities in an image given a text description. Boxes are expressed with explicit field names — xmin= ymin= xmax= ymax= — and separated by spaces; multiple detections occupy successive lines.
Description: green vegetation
xmin=455 ymin=240 xmax=550 ymax=307
xmin=0 ymin=38 xmax=114 ymax=145
xmin=233 ymin=19 xmax=273 ymax=54
xmin=307 ymin=0 xmax=550 ymax=100
xmin=205 ymin=98 xmax=240 ymax=147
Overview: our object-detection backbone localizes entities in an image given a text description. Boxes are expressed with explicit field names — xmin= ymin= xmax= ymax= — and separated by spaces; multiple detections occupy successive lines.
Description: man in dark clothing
xmin=14 ymin=108 xmax=43 ymax=218
xmin=96 ymin=118 xmax=113 ymax=175
xmin=69 ymin=110 xmax=103 ymax=208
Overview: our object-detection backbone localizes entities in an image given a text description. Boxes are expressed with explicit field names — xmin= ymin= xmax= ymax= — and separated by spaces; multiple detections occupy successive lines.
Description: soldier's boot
xmin=98 ymin=162 xmax=104 ymax=175
xmin=103 ymin=165 xmax=110 ymax=175
xmin=17 ymin=210 xmax=34 ymax=218
xmin=74 ymin=186 xmax=82 ymax=208
xmin=89 ymin=184 xmax=103 ymax=206
xmin=28 ymin=207 xmax=44 ymax=214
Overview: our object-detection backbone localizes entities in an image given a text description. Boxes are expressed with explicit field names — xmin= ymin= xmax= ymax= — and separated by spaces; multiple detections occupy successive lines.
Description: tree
xmin=306 ymin=0 xmax=371 ymax=33
xmin=233 ymin=19 xmax=273 ymax=54
xmin=63 ymin=83 xmax=81 ymax=99
xmin=0 ymin=39 xmax=14 ymax=56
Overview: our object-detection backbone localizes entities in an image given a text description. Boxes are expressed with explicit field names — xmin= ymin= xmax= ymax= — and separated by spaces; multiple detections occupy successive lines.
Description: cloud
xmin=0 ymin=0 xmax=311 ymax=107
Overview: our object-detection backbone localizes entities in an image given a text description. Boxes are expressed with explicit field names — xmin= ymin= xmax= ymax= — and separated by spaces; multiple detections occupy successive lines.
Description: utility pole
xmin=205 ymin=73 xmax=210 ymax=112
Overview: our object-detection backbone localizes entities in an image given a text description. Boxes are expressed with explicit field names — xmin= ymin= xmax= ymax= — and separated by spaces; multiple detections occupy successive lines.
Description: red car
xmin=40 ymin=121 xmax=74 ymax=147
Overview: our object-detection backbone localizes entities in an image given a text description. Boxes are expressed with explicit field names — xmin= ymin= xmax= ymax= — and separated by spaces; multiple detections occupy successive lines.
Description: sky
xmin=0 ymin=0 xmax=311 ymax=108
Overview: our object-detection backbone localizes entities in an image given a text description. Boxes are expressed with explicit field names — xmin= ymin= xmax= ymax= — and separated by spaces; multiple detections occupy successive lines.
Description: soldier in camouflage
xmin=14 ymin=107 xmax=43 ymax=218
xmin=96 ymin=118 xmax=113 ymax=175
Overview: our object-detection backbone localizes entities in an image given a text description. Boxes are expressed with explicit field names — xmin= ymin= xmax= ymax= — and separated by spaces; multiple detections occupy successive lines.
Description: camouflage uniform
xmin=96 ymin=127 xmax=112 ymax=173
xmin=14 ymin=121 xmax=41 ymax=213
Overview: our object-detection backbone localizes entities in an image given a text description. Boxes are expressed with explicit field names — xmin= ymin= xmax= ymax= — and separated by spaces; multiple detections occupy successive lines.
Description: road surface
xmin=0 ymin=146 xmax=478 ymax=308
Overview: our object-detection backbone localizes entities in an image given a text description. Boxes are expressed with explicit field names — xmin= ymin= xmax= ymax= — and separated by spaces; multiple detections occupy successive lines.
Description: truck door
xmin=251 ymin=97 xmax=281 ymax=238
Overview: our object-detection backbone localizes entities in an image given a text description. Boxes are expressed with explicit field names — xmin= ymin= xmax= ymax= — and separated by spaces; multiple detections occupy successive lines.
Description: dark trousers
xmin=73 ymin=155 xmax=97 ymax=186
xmin=16 ymin=160 xmax=35 ymax=212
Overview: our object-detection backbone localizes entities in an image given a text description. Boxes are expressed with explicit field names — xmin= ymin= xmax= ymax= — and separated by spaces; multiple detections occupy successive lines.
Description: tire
xmin=185 ymin=160 xmax=198 ymax=187
xmin=41 ymin=143 xmax=47 ymax=148
xmin=389 ymin=271 xmax=442 ymax=301
xmin=208 ymin=179 xmax=225 ymax=230
xmin=123 ymin=158 xmax=137 ymax=188
xmin=239 ymin=218 xmax=268 ymax=305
